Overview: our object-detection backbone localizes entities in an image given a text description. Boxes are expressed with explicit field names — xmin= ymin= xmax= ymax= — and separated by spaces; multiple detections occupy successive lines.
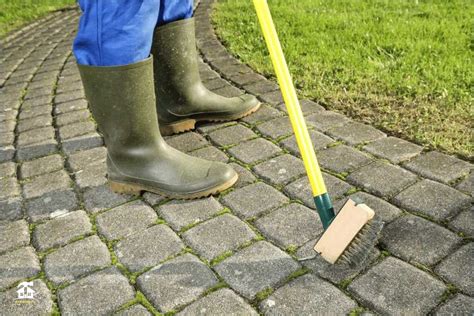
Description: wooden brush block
xmin=314 ymin=199 xmax=375 ymax=264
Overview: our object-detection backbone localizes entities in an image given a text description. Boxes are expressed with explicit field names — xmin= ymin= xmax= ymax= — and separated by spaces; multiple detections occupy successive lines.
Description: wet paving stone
xmin=137 ymin=253 xmax=219 ymax=313
xmin=156 ymin=197 xmax=224 ymax=231
xmin=183 ymin=214 xmax=256 ymax=261
xmin=58 ymin=267 xmax=135 ymax=315
xmin=227 ymin=138 xmax=281 ymax=165
xmin=253 ymin=154 xmax=306 ymax=186
xmin=221 ymin=182 xmax=289 ymax=219
xmin=255 ymin=203 xmax=322 ymax=249
xmin=381 ymin=214 xmax=462 ymax=266
xmin=435 ymin=243 xmax=474 ymax=296
xmin=260 ymin=274 xmax=357 ymax=315
xmin=392 ymin=179 xmax=471 ymax=221
xmin=215 ymin=241 xmax=300 ymax=299
xmin=115 ymin=224 xmax=184 ymax=272
xmin=43 ymin=235 xmax=110 ymax=285
xmin=348 ymin=256 xmax=446 ymax=314
xmin=32 ymin=210 xmax=92 ymax=251
xmin=178 ymin=288 xmax=258 ymax=316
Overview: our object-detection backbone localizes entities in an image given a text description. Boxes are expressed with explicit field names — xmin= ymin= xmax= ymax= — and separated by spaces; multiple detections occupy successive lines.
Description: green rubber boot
xmin=152 ymin=18 xmax=261 ymax=136
xmin=78 ymin=57 xmax=238 ymax=199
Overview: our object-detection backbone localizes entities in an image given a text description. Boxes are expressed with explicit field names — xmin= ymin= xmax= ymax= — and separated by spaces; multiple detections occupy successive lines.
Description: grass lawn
xmin=213 ymin=0 xmax=473 ymax=159
xmin=0 ymin=0 xmax=76 ymax=38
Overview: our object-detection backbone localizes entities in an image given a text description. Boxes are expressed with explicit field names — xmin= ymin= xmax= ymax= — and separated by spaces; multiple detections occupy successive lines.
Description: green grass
xmin=213 ymin=0 xmax=473 ymax=159
xmin=0 ymin=0 xmax=76 ymax=38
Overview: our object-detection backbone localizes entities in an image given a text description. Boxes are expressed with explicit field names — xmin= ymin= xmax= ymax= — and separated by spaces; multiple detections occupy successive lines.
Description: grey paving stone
xmin=32 ymin=210 xmax=92 ymax=251
xmin=255 ymin=203 xmax=323 ymax=248
xmin=284 ymin=173 xmax=352 ymax=209
xmin=0 ymin=197 xmax=23 ymax=221
xmin=74 ymin=160 xmax=107 ymax=189
xmin=0 ymin=220 xmax=29 ymax=254
xmin=435 ymin=243 xmax=474 ymax=296
xmin=62 ymin=132 xmax=103 ymax=154
xmin=227 ymin=138 xmax=281 ymax=165
xmin=306 ymin=111 xmax=350 ymax=132
xmin=327 ymin=121 xmax=386 ymax=145
xmin=17 ymin=126 xmax=54 ymax=146
xmin=221 ymin=182 xmax=289 ymax=219
xmin=348 ymin=191 xmax=403 ymax=223
xmin=157 ymin=197 xmax=223 ymax=231
xmin=456 ymin=172 xmax=473 ymax=195
xmin=0 ymin=279 xmax=53 ymax=315
xmin=44 ymin=235 xmax=110 ymax=285
xmin=293 ymin=99 xmax=326 ymax=115
xmin=213 ymin=85 xmax=243 ymax=97
xmin=363 ymin=136 xmax=423 ymax=164
xmin=347 ymin=161 xmax=418 ymax=198
xmin=0 ymin=132 xmax=14 ymax=147
xmin=243 ymin=80 xmax=279 ymax=96
xmin=435 ymin=294 xmax=474 ymax=316
xmin=54 ymin=98 xmax=88 ymax=115
xmin=55 ymin=108 xmax=90 ymax=126
xmin=280 ymin=129 xmax=334 ymax=157
xmin=19 ymin=154 xmax=63 ymax=179
xmin=349 ymin=257 xmax=446 ymax=314
xmin=208 ymin=124 xmax=256 ymax=146
xmin=59 ymin=120 xmax=96 ymax=140
xmin=189 ymin=146 xmax=228 ymax=163
xmin=229 ymin=162 xmax=256 ymax=188
xmin=296 ymin=238 xmax=380 ymax=284
xmin=115 ymin=224 xmax=184 ymax=272
xmin=96 ymin=201 xmax=157 ymax=240
xmin=23 ymin=169 xmax=71 ymax=199
xmin=58 ymin=267 xmax=135 ymax=316
xmin=17 ymin=114 xmax=52 ymax=133
xmin=54 ymin=90 xmax=85 ymax=104
xmin=0 ymin=177 xmax=20 ymax=200
xmin=253 ymin=154 xmax=306 ymax=186
xmin=404 ymin=151 xmax=472 ymax=184
xmin=26 ymin=189 xmax=78 ymax=222
xmin=177 ymin=288 xmax=258 ymax=316
xmin=21 ymin=95 xmax=52 ymax=108
xmin=256 ymin=117 xmax=294 ymax=140
xmin=240 ymin=104 xmax=283 ymax=125
xmin=215 ymin=241 xmax=300 ymax=299
xmin=449 ymin=209 xmax=474 ymax=237
xmin=0 ymin=109 xmax=17 ymax=123
xmin=393 ymin=179 xmax=471 ymax=221
xmin=0 ymin=247 xmax=41 ymax=290
xmin=68 ymin=146 xmax=106 ymax=171
xmin=18 ymin=104 xmax=51 ymax=120
xmin=83 ymin=184 xmax=132 ymax=213
xmin=260 ymin=274 xmax=357 ymax=315
xmin=16 ymin=138 xmax=57 ymax=161
xmin=203 ymin=77 xmax=227 ymax=90
xmin=230 ymin=72 xmax=265 ymax=86
xmin=0 ymin=119 xmax=15 ymax=133
xmin=116 ymin=304 xmax=151 ymax=316
xmin=142 ymin=191 xmax=166 ymax=206
xmin=137 ymin=253 xmax=219 ymax=313
xmin=183 ymin=214 xmax=256 ymax=261
xmin=197 ymin=121 xmax=236 ymax=134
xmin=318 ymin=145 xmax=373 ymax=174
xmin=0 ymin=161 xmax=16 ymax=179
xmin=166 ymin=132 xmax=208 ymax=152
xmin=381 ymin=215 xmax=462 ymax=265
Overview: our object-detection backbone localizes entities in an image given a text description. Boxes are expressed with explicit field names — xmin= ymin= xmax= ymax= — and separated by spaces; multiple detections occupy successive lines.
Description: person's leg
xmin=73 ymin=0 xmax=160 ymax=66
xmin=151 ymin=1 xmax=260 ymax=136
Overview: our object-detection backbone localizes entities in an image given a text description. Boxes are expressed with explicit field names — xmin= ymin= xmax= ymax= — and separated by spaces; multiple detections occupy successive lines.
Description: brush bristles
xmin=337 ymin=217 xmax=384 ymax=267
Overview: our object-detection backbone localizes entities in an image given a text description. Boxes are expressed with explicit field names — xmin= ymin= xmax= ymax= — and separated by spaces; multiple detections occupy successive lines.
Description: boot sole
xmin=160 ymin=102 xmax=261 ymax=136
xmin=109 ymin=172 xmax=238 ymax=200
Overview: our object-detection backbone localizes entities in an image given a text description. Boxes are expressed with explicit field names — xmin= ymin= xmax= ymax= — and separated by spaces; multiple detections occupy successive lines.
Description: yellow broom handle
xmin=253 ymin=0 xmax=327 ymax=196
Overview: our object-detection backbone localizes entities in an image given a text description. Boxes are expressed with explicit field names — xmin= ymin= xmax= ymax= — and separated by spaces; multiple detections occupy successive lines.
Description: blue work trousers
xmin=73 ymin=0 xmax=193 ymax=66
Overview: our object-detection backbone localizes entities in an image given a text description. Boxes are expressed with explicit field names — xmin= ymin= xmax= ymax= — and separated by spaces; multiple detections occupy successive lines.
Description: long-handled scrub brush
xmin=253 ymin=0 xmax=383 ymax=266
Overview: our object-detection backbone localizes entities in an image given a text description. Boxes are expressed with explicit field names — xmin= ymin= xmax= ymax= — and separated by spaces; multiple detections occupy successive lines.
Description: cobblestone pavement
xmin=1 ymin=0 xmax=473 ymax=315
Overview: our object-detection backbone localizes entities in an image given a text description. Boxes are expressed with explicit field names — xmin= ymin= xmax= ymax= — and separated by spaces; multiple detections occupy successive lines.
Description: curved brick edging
xmin=0 ymin=2 xmax=473 ymax=315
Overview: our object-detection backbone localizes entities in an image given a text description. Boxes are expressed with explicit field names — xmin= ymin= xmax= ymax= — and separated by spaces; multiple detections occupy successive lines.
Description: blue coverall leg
xmin=73 ymin=0 xmax=193 ymax=66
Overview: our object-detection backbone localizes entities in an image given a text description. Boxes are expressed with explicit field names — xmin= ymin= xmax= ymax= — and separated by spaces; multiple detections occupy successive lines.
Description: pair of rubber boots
xmin=78 ymin=18 xmax=260 ymax=199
